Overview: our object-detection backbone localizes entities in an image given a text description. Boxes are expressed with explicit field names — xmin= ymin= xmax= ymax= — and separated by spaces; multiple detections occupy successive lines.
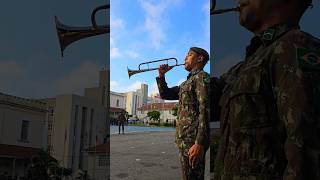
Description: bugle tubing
xmin=128 ymin=58 xmax=184 ymax=79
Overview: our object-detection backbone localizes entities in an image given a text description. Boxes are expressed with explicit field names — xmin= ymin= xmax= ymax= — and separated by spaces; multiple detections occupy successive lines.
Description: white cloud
xmin=201 ymin=0 xmax=210 ymax=49
xmin=111 ymin=80 xmax=148 ymax=93
xmin=126 ymin=50 xmax=139 ymax=59
xmin=110 ymin=80 xmax=120 ymax=91
xmin=138 ymin=0 xmax=183 ymax=49
xmin=53 ymin=62 xmax=101 ymax=95
xmin=110 ymin=47 xmax=140 ymax=60
xmin=202 ymin=0 xmax=210 ymax=13
xmin=126 ymin=81 xmax=146 ymax=92
xmin=111 ymin=17 xmax=124 ymax=30
xmin=111 ymin=47 xmax=122 ymax=58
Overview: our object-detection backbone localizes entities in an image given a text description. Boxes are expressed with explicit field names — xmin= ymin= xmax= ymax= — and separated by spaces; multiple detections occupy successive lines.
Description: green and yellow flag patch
xmin=297 ymin=48 xmax=320 ymax=71
xmin=203 ymin=75 xmax=210 ymax=84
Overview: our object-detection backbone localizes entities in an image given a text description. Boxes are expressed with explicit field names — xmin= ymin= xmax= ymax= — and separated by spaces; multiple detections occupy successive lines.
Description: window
xmin=20 ymin=120 xmax=29 ymax=141
xmin=116 ymin=99 xmax=120 ymax=107
xmin=98 ymin=155 xmax=108 ymax=167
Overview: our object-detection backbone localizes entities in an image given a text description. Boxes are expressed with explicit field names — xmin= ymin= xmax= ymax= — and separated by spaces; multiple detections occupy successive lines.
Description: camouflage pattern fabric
xmin=157 ymin=69 xmax=210 ymax=180
xmin=213 ymin=24 xmax=320 ymax=180
xmin=118 ymin=113 xmax=126 ymax=123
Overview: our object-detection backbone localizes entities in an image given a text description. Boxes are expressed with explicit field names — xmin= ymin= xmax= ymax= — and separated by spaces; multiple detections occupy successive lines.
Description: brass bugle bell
xmin=55 ymin=4 xmax=110 ymax=57
xmin=128 ymin=58 xmax=184 ymax=79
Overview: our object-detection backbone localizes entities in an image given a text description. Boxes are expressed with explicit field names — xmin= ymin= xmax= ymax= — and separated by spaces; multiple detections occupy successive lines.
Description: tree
xmin=147 ymin=111 xmax=160 ymax=122
xmin=171 ymin=105 xmax=178 ymax=116
xmin=27 ymin=150 xmax=72 ymax=180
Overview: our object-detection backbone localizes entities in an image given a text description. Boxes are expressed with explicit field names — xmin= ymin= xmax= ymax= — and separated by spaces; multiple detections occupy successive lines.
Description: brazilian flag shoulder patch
xmin=203 ymin=74 xmax=210 ymax=84
xmin=297 ymin=48 xmax=320 ymax=71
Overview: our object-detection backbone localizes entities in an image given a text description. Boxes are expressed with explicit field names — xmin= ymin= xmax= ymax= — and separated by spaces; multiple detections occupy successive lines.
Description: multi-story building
xmin=136 ymin=102 xmax=177 ymax=123
xmin=0 ymin=92 xmax=48 ymax=179
xmin=44 ymin=94 xmax=108 ymax=178
xmin=124 ymin=84 xmax=148 ymax=117
xmin=42 ymin=69 xmax=109 ymax=179
xmin=124 ymin=91 xmax=142 ymax=117
xmin=85 ymin=69 xmax=108 ymax=108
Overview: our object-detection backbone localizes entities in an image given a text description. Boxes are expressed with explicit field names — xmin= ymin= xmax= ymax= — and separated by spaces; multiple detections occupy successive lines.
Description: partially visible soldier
xmin=118 ymin=110 xmax=126 ymax=134
xmin=213 ymin=0 xmax=320 ymax=179
xmin=156 ymin=47 xmax=210 ymax=180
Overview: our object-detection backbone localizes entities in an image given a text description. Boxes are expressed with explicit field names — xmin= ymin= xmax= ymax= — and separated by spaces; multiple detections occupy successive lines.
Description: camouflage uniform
xmin=118 ymin=113 xmax=126 ymax=134
xmin=213 ymin=24 xmax=320 ymax=179
xmin=157 ymin=69 xmax=210 ymax=180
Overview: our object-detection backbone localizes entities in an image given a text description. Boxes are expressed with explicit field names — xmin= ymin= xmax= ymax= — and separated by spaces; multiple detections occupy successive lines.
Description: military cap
xmin=190 ymin=47 xmax=210 ymax=62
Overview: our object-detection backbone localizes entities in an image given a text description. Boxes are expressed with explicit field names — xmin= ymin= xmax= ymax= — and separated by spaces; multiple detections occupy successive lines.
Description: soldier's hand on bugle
xmin=158 ymin=64 xmax=173 ymax=78
xmin=188 ymin=144 xmax=204 ymax=169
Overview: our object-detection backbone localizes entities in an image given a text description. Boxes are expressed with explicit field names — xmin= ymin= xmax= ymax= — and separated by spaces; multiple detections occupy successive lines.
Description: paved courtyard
xmin=110 ymin=131 xmax=210 ymax=180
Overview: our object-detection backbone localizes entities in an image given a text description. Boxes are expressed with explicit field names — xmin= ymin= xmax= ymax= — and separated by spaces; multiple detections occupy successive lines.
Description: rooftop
xmin=137 ymin=102 xmax=177 ymax=111
xmin=0 ymin=144 xmax=42 ymax=159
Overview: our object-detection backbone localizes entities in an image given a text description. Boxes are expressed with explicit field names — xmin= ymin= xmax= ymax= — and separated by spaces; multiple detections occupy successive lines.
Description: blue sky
xmin=211 ymin=0 xmax=320 ymax=76
xmin=110 ymin=0 xmax=210 ymax=96
xmin=0 ymin=0 xmax=108 ymax=99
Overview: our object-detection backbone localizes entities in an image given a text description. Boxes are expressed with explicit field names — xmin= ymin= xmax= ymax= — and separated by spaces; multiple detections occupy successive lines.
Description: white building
xmin=40 ymin=68 xmax=110 ymax=179
xmin=124 ymin=91 xmax=142 ymax=117
xmin=0 ymin=92 xmax=48 ymax=179
xmin=147 ymin=92 xmax=165 ymax=104
xmin=85 ymin=69 xmax=108 ymax=108
xmin=109 ymin=91 xmax=126 ymax=125
xmin=124 ymin=84 xmax=148 ymax=117
xmin=137 ymin=102 xmax=177 ymax=123
xmin=110 ymin=91 xmax=125 ymax=109
xmin=43 ymin=94 xmax=107 ymax=178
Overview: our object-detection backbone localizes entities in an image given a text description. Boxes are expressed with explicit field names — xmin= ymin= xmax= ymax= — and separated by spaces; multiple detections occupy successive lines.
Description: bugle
xmin=210 ymin=0 xmax=239 ymax=15
xmin=55 ymin=4 xmax=110 ymax=57
xmin=128 ymin=58 xmax=184 ymax=79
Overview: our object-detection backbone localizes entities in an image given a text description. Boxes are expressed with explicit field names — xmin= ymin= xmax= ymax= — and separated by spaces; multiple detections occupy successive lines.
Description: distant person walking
xmin=118 ymin=110 xmax=127 ymax=134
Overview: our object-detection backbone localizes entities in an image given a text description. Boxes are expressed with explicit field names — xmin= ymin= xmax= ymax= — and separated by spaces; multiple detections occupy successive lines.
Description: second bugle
xmin=211 ymin=7 xmax=240 ymax=15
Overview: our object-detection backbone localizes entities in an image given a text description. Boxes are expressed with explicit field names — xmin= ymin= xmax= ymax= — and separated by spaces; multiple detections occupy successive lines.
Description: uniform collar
xmin=187 ymin=69 xmax=202 ymax=79
xmin=258 ymin=23 xmax=299 ymax=46
xmin=245 ymin=23 xmax=299 ymax=57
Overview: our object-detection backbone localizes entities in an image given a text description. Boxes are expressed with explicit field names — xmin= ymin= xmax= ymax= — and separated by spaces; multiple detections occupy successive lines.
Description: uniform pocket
xmin=221 ymin=67 xmax=272 ymax=129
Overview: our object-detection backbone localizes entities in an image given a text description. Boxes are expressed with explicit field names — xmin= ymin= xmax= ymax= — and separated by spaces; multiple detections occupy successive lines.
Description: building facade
xmin=45 ymin=94 xmax=108 ymax=178
xmin=0 ymin=92 xmax=48 ymax=179
xmin=136 ymin=102 xmax=177 ymax=123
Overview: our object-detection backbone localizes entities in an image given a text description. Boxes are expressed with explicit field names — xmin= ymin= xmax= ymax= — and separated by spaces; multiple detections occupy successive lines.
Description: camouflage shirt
xmin=156 ymin=69 xmax=210 ymax=152
xmin=118 ymin=113 xmax=126 ymax=123
xmin=213 ymin=24 xmax=320 ymax=180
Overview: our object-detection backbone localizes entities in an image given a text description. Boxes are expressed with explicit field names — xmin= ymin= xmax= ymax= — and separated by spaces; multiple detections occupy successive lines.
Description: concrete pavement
xmin=110 ymin=131 xmax=210 ymax=180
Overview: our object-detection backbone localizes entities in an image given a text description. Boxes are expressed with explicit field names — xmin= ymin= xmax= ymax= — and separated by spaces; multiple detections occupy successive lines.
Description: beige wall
xmin=0 ymin=94 xmax=47 ymax=149
xmin=137 ymin=109 xmax=176 ymax=123
xmin=50 ymin=94 xmax=107 ymax=174
xmin=125 ymin=91 xmax=143 ymax=116
xmin=110 ymin=91 xmax=125 ymax=109
xmin=0 ymin=93 xmax=48 ymax=179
